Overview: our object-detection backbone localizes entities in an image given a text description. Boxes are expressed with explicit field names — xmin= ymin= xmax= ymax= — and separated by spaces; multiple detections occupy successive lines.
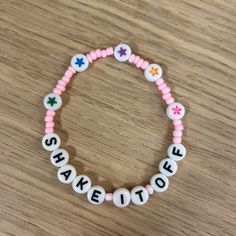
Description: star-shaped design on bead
xmin=47 ymin=97 xmax=57 ymax=107
xmin=118 ymin=47 xmax=126 ymax=57
xmin=75 ymin=58 xmax=85 ymax=67
xmin=150 ymin=67 xmax=159 ymax=76
xmin=172 ymin=105 xmax=182 ymax=115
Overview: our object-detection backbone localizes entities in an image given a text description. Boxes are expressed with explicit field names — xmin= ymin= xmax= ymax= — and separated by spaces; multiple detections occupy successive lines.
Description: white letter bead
xmin=71 ymin=54 xmax=89 ymax=72
xmin=42 ymin=133 xmax=61 ymax=151
xmin=166 ymin=102 xmax=185 ymax=120
xmin=43 ymin=93 xmax=62 ymax=111
xmin=114 ymin=43 xmax=131 ymax=62
xmin=113 ymin=188 xmax=131 ymax=208
xmin=167 ymin=144 xmax=186 ymax=161
xmin=57 ymin=164 xmax=77 ymax=184
xmin=87 ymin=186 xmax=105 ymax=205
xmin=50 ymin=149 xmax=69 ymax=167
xmin=131 ymin=186 xmax=149 ymax=205
xmin=159 ymin=158 xmax=178 ymax=177
xmin=144 ymin=63 xmax=162 ymax=82
xmin=150 ymin=173 xmax=169 ymax=192
xmin=72 ymin=175 xmax=91 ymax=194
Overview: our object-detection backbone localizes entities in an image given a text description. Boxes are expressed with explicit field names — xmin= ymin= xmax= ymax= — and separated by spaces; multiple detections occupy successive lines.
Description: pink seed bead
xmin=95 ymin=49 xmax=102 ymax=58
xmin=129 ymin=54 xmax=136 ymax=63
xmin=175 ymin=125 xmax=184 ymax=131
xmin=56 ymin=84 xmax=65 ymax=92
xmin=53 ymin=88 xmax=62 ymax=95
xmin=45 ymin=116 xmax=53 ymax=122
xmin=173 ymin=137 xmax=182 ymax=144
xmin=58 ymin=80 xmax=66 ymax=86
xmin=166 ymin=97 xmax=175 ymax=105
xmin=158 ymin=83 xmax=167 ymax=90
xmin=62 ymin=76 xmax=70 ymax=83
xmin=101 ymin=49 xmax=107 ymax=58
xmin=136 ymin=58 xmax=143 ymax=68
xmin=162 ymin=87 xmax=171 ymax=94
xmin=105 ymin=193 xmax=113 ymax=201
xmin=46 ymin=122 xmax=55 ymax=128
xmin=68 ymin=66 xmax=76 ymax=74
xmin=141 ymin=61 xmax=149 ymax=69
xmin=146 ymin=185 xmax=154 ymax=195
xmin=45 ymin=127 xmax=54 ymax=134
xmin=106 ymin=47 xmax=113 ymax=55
xmin=173 ymin=130 xmax=183 ymax=137
xmin=65 ymin=70 xmax=73 ymax=78
xmin=46 ymin=110 xmax=55 ymax=116
xmin=86 ymin=53 xmax=93 ymax=63
xmin=90 ymin=51 xmax=97 ymax=60
xmin=173 ymin=120 xmax=182 ymax=126
xmin=134 ymin=56 xmax=140 ymax=64
xmin=162 ymin=93 xmax=171 ymax=100
xmin=156 ymin=78 xmax=164 ymax=86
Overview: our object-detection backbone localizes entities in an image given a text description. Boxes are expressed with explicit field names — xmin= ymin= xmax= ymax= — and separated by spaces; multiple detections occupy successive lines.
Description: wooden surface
xmin=0 ymin=0 xmax=236 ymax=235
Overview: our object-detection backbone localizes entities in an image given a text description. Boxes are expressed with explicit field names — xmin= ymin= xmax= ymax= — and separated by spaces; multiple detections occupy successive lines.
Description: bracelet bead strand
xmin=42 ymin=43 xmax=186 ymax=208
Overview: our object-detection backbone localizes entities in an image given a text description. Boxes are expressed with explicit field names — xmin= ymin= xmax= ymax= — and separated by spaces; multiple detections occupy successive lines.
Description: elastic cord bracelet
xmin=42 ymin=43 xmax=186 ymax=208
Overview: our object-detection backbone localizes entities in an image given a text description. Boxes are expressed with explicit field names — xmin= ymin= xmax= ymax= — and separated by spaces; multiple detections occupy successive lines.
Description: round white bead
xmin=113 ymin=188 xmax=131 ymax=208
xmin=71 ymin=54 xmax=89 ymax=72
xmin=72 ymin=175 xmax=92 ymax=194
xmin=43 ymin=93 xmax=62 ymax=111
xmin=144 ymin=63 xmax=163 ymax=82
xmin=166 ymin=102 xmax=185 ymax=120
xmin=159 ymin=158 xmax=178 ymax=177
xmin=50 ymin=148 xmax=69 ymax=167
xmin=57 ymin=164 xmax=77 ymax=184
xmin=150 ymin=173 xmax=169 ymax=192
xmin=87 ymin=186 xmax=106 ymax=205
xmin=42 ymin=133 xmax=61 ymax=151
xmin=131 ymin=186 xmax=149 ymax=205
xmin=114 ymin=43 xmax=131 ymax=62
xmin=167 ymin=144 xmax=186 ymax=161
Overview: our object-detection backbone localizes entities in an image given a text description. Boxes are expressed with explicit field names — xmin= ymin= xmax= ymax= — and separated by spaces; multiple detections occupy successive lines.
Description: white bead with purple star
xmin=42 ymin=44 xmax=187 ymax=208
xmin=71 ymin=53 xmax=89 ymax=72
xmin=114 ymin=43 xmax=132 ymax=62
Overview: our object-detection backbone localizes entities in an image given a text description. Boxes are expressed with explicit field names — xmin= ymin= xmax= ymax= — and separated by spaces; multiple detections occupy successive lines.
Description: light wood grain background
xmin=0 ymin=0 xmax=236 ymax=235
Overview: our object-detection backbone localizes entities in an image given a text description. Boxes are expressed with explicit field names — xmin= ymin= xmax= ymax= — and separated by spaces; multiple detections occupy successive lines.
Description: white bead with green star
xmin=43 ymin=93 xmax=62 ymax=111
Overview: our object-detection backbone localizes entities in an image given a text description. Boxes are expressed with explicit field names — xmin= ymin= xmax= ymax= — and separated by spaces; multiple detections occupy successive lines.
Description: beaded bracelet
xmin=42 ymin=44 xmax=186 ymax=208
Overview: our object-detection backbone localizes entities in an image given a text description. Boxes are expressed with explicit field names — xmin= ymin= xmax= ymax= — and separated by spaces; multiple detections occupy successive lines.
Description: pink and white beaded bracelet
xmin=42 ymin=44 xmax=186 ymax=208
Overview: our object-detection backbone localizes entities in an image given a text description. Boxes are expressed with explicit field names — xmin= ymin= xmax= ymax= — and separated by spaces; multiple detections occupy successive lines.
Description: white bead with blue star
xmin=71 ymin=54 xmax=89 ymax=72
xmin=114 ymin=43 xmax=132 ymax=62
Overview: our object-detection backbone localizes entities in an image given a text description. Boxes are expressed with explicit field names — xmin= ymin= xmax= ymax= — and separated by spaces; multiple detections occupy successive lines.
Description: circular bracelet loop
xmin=42 ymin=43 xmax=186 ymax=208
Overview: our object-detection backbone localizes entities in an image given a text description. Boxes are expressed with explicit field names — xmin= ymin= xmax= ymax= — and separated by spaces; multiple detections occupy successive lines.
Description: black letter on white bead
xmin=91 ymin=190 xmax=101 ymax=203
xmin=163 ymin=161 xmax=173 ymax=173
xmin=155 ymin=177 xmax=165 ymax=188
xmin=159 ymin=158 xmax=178 ymax=177
xmin=167 ymin=144 xmax=186 ymax=161
xmin=60 ymin=169 xmax=72 ymax=181
xmin=150 ymin=174 xmax=169 ymax=192
xmin=135 ymin=190 xmax=144 ymax=202
xmin=53 ymin=152 xmax=65 ymax=163
xmin=76 ymin=177 xmax=89 ymax=191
